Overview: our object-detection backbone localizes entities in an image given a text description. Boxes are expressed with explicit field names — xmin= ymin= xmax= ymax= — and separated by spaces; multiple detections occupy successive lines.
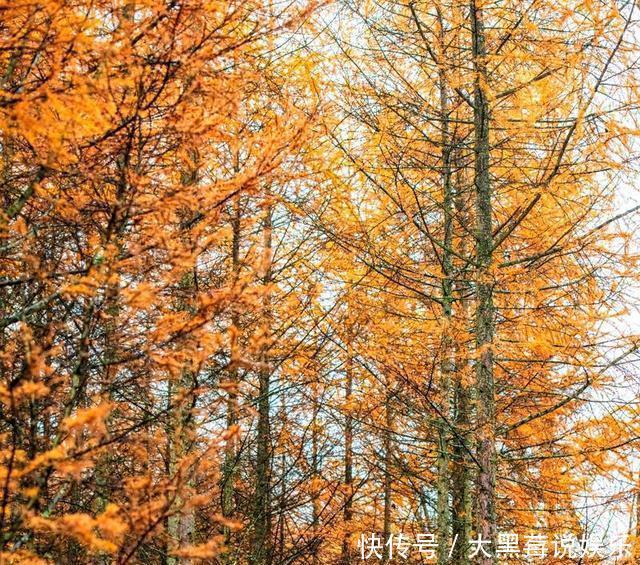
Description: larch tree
xmin=0 ymin=0 xmax=316 ymax=562
xmin=316 ymin=0 xmax=640 ymax=562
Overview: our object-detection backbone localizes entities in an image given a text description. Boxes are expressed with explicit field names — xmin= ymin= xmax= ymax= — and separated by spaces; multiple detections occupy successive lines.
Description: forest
xmin=1 ymin=0 xmax=640 ymax=563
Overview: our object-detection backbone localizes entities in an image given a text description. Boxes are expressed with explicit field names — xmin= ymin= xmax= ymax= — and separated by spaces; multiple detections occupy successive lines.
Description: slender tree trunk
xmin=92 ymin=277 xmax=120 ymax=565
xmin=451 ymin=143 xmax=472 ymax=565
xmin=167 ymin=151 xmax=200 ymax=565
xmin=382 ymin=388 xmax=393 ymax=564
xmin=222 ymin=196 xmax=242 ymax=563
xmin=451 ymin=376 xmax=472 ymax=564
xmin=166 ymin=371 xmax=196 ymax=565
xmin=275 ymin=377 xmax=287 ymax=563
xmin=311 ymin=392 xmax=321 ymax=565
xmin=436 ymin=8 xmax=453 ymax=563
xmin=251 ymin=196 xmax=273 ymax=565
xmin=470 ymin=1 xmax=497 ymax=562
xmin=341 ymin=348 xmax=354 ymax=564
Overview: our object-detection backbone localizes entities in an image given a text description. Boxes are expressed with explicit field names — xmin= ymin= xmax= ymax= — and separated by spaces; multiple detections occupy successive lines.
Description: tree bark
xmin=382 ymin=387 xmax=393 ymax=564
xmin=451 ymin=133 xmax=473 ymax=565
xmin=436 ymin=7 xmax=453 ymax=563
xmin=251 ymin=195 xmax=274 ymax=565
xmin=340 ymin=347 xmax=354 ymax=564
xmin=470 ymin=1 xmax=497 ymax=562
xmin=311 ymin=391 xmax=321 ymax=565
xmin=222 ymin=196 xmax=242 ymax=563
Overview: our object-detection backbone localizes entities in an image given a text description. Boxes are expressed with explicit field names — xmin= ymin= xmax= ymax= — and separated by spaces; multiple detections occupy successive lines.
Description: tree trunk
xmin=470 ymin=1 xmax=497 ymax=562
xmin=311 ymin=393 xmax=321 ymax=565
xmin=341 ymin=348 xmax=354 ymax=564
xmin=382 ymin=388 xmax=393 ymax=564
xmin=222 ymin=196 xmax=242 ymax=563
xmin=451 ymin=136 xmax=473 ymax=565
xmin=251 ymin=196 xmax=273 ymax=565
xmin=436 ymin=8 xmax=453 ymax=563
xmin=275 ymin=376 xmax=287 ymax=563
xmin=166 ymin=371 xmax=196 ymax=565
